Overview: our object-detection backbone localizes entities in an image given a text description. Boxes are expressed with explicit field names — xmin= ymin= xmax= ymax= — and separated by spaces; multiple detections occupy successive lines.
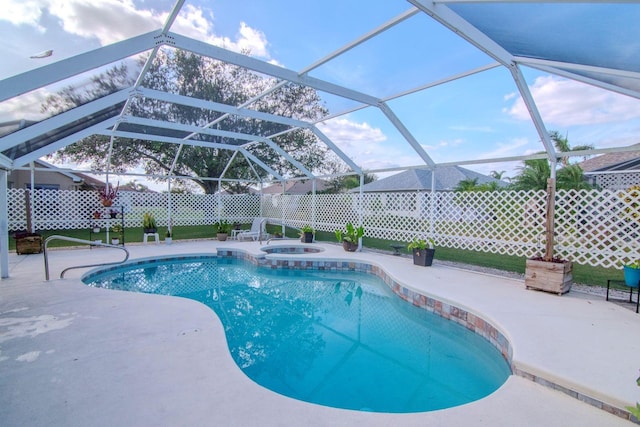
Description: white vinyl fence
xmin=8 ymin=188 xmax=640 ymax=269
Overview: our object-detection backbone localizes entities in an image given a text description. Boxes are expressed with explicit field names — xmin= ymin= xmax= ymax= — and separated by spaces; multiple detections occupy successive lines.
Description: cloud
xmin=477 ymin=137 xmax=531 ymax=160
xmin=318 ymin=118 xmax=414 ymax=171
xmin=318 ymin=118 xmax=386 ymax=149
xmin=4 ymin=1 xmax=274 ymax=61
xmin=449 ymin=125 xmax=493 ymax=133
xmin=506 ymin=75 xmax=640 ymax=126
xmin=48 ymin=0 xmax=160 ymax=45
xmin=2 ymin=0 xmax=44 ymax=29
xmin=0 ymin=88 xmax=51 ymax=121
xmin=422 ymin=138 xmax=464 ymax=151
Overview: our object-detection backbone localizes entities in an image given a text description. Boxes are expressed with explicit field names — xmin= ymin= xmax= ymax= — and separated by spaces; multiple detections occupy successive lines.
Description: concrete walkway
xmin=1 ymin=239 xmax=638 ymax=426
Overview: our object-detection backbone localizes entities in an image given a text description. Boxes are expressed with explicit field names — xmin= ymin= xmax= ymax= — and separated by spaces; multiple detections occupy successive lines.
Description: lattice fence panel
xmin=8 ymin=189 xmax=27 ymax=231
xmin=430 ymin=190 xmax=548 ymax=259
xmin=594 ymin=172 xmax=640 ymax=191
xmin=360 ymin=192 xmax=426 ymax=242
xmin=555 ymin=189 xmax=640 ymax=268
xmin=223 ymin=194 xmax=260 ymax=223
xmin=6 ymin=187 xmax=640 ymax=269
xmin=313 ymin=193 xmax=360 ymax=232
xmin=31 ymin=189 xmax=102 ymax=230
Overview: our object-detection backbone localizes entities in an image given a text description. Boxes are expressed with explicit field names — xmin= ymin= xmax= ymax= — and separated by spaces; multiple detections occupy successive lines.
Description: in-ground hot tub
xmin=260 ymin=244 xmax=325 ymax=254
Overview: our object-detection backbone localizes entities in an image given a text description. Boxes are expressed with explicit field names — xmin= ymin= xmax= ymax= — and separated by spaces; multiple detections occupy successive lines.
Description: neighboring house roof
xmin=262 ymin=179 xmax=330 ymax=195
xmin=74 ymin=173 xmax=106 ymax=190
xmin=32 ymin=159 xmax=84 ymax=183
xmin=578 ymin=143 xmax=640 ymax=172
xmin=354 ymin=166 xmax=506 ymax=192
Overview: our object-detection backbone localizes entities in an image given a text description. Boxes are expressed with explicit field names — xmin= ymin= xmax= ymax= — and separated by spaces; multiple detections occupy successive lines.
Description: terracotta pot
xmin=101 ymin=200 xmax=113 ymax=207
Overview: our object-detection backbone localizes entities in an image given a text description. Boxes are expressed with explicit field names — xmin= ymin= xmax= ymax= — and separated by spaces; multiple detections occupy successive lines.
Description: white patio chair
xmin=236 ymin=217 xmax=267 ymax=241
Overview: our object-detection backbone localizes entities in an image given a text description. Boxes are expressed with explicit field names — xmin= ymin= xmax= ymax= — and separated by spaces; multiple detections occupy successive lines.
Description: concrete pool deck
xmin=1 ymin=239 xmax=638 ymax=426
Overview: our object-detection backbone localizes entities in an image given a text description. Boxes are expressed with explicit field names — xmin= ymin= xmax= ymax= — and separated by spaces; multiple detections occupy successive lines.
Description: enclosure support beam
xmin=0 ymin=169 xmax=8 ymax=278
xmin=509 ymin=65 xmax=556 ymax=161
xmin=358 ymin=174 xmax=364 ymax=251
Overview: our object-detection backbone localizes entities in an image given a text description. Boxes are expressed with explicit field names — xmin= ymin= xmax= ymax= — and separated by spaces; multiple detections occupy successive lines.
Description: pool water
xmin=84 ymin=256 xmax=510 ymax=413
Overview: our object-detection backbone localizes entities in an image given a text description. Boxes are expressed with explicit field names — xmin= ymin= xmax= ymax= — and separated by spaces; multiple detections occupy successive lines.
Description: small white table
xmin=143 ymin=232 xmax=159 ymax=244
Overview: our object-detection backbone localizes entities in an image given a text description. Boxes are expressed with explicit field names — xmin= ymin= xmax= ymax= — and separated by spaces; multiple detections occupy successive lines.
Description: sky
xmin=1 ymin=0 xmax=639 ymax=190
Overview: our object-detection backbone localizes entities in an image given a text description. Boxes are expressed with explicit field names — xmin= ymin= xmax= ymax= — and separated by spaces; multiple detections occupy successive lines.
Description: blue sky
xmin=1 ymin=0 xmax=639 ymax=185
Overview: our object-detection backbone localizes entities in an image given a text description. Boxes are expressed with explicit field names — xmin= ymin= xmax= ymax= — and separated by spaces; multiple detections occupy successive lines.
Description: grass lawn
xmin=17 ymin=224 xmax=623 ymax=289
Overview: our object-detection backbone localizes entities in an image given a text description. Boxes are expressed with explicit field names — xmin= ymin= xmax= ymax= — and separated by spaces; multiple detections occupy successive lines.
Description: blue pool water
xmin=84 ymin=256 xmax=510 ymax=413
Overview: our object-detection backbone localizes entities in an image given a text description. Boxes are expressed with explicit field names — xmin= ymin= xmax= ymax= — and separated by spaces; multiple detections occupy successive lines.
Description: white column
xmin=0 ymin=170 xmax=9 ymax=278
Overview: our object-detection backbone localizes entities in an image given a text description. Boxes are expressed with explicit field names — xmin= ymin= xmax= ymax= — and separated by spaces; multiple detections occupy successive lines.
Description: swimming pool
xmin=83 ymin=256 xmax=511 ymax=413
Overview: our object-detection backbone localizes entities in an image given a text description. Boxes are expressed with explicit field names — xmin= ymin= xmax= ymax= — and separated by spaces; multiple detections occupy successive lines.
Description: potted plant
xmin=93 ymin=210 xmax=101 ymax=220
xmin=408 ymin=237 xmax=435 ymax=267
xmin=98 ymin=183 xmax=119 ymax=207
xmin=143 ymin=212 xmax=157 ymax=233
xmin=109 ymin=209 xmax=118 ymax=219
xmin=92 ymin=225 xmax=101 ymax=234
xmin=300 ymin=224 xmax=314 ymax=243
xmin=214 ymin=220 xmax=231 ymax=241
xmin=623 ymin=260 xmax=640 ymax=288
xmin=335 ymin=222 xmax=364 ymax=252
xmin=165 ymin=229 xmax=173 ymax=245
xmin=110 ymin=223 xmax=123 ymax=245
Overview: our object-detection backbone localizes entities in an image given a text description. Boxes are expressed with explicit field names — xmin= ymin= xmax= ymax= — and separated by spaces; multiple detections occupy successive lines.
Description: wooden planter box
xmin=525 ymin=258 xmax=573 ymax=295
xmin=16 ymin=234 xmax=43 ymax=255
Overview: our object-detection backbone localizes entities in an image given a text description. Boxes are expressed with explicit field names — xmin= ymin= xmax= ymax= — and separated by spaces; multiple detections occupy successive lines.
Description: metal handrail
xmin=43 ymin=235 xmax=130 ymax=280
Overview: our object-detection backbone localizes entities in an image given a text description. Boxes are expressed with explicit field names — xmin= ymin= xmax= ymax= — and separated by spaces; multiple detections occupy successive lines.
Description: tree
xmin=489 ymin=170 xmax=506 ymax=180
xmin=510 ymin=132 xmax=595 ymax=191
xmin=549 ymin=131 xmax=594 ymax=166
xmin=46 ymin=50 xmax=329 ymax=194
xmin=454 ymin=178 xmax=479 ymax=192
xmin=510 ymin=159 xmax=550 ymax=191
xmin=510 ymin=159 xmax=592 ymax=191
xmin=454 ymin=177 xmax=500 ymax=192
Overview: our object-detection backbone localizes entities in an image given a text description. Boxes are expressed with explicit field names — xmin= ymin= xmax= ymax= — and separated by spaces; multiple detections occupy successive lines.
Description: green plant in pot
xmin=215 ymin=220 xmax=231 ymax=241
xmin=300 ymin=224 xmax=314 ymax=243
xmin=623 ymin=260 xmax=640 ymax=288
xmin=335 ymin=222 xmax=364 ymax=252
xmin=110 ymin=223 xmax=123 ymax=245
xmin=142 ymin=212 xmax=157 ymax=233
xmin=408 ymin=237 xmax=435 ymax=267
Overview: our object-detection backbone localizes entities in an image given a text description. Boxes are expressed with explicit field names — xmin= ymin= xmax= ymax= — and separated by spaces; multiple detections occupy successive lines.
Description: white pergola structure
xmin=1 ymin=1 xmax=639 ymax=277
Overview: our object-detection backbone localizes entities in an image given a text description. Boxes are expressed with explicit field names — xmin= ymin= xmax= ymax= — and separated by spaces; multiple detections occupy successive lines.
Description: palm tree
xmin=549 ymin=131 xmax=594 ymax=166
xmin=489 ymin=170 xmax=506 ymax=180
xmin=510 ymin=159 xmax=550 ymax=191
xmin=556 ymin=164 xmax=592 ymax=190
xmin=454 ymin=178 xmax=479 ymax=192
